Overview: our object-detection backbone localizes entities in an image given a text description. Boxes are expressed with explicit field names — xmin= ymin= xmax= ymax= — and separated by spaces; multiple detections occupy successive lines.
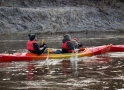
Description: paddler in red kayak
xmin=26 ymin=34 xmax=47 ymax=55
xmin=62 ymin=34 xmax=83 ymax=53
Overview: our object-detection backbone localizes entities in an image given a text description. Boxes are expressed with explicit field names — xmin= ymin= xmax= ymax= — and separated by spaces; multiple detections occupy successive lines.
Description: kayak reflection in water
xmin=61 ymin=34 xmax=83 ymax=53
xmin=26 ymin=34 xmax=47 ymax=55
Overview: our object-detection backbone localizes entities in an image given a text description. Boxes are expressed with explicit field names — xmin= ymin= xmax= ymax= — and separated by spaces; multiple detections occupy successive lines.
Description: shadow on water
xmin=0 ymin=32 xmax=124 ymax=90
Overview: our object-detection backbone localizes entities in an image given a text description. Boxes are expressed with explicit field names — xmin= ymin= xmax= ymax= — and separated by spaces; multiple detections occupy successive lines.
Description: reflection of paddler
xmin=26 ymin=63 xmax=35 ymax=80
xmin=61 ymin=60 xmax=71 ymax=75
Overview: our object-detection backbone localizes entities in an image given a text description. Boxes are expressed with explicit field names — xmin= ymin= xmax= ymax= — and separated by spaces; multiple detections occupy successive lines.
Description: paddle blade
xmin=41 ymin=39 xmax=44 ymax=45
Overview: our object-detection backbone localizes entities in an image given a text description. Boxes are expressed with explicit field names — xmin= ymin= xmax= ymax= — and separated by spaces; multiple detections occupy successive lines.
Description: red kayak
xmin=0 ymin=44 xmax=112 ymax=62
xmin=109 ymin=44 xmax=124 ymax=52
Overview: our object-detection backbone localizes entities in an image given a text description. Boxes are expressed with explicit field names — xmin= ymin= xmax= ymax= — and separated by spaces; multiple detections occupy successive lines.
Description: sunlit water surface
xmin=0 ymin=33 xmax=124 ymax=90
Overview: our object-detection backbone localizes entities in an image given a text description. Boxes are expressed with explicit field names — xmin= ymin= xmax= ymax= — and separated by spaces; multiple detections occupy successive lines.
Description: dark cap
xmin=63 ymin=34 xmax=71 ymax=40
xmin=28 ymin=34 xmax=36 ymax=41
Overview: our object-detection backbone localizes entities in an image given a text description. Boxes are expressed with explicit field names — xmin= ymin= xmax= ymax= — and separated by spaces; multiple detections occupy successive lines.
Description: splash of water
xmin=70 ymin=49 xmax=79 ymax=76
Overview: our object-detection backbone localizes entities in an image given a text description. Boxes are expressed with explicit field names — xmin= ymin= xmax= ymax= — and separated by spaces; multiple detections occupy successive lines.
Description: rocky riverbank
xmin=0 ymin=0 xmax=124 ymax=34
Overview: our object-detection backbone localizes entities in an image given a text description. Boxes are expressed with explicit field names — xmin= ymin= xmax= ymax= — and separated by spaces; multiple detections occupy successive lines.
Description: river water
xmin=0 ymin=32 xmax=124 ymax=90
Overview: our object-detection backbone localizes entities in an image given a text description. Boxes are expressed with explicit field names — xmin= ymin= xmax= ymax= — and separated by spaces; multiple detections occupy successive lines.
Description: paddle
xmin=41 ymin=38 xmax=44 ymax=45
xmin=47 ymin=48 xmax=50 ymax=56
xmin=46 ymin=48 xmax=50 ymax=73
xmin=42 ymin=38 xmax=50 ymax=73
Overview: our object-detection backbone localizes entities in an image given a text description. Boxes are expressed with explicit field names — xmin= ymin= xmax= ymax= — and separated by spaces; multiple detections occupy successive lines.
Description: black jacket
xmin=29 ymin=43 xmax=47 ymax=55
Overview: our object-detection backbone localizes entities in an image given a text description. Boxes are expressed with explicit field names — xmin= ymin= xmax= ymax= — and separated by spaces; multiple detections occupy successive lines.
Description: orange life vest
xmin=26 ymin=40 xmax=39 ymax=51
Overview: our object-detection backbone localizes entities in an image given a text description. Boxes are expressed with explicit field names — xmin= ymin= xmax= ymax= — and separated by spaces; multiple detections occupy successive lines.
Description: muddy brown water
xmin=0 ymin=32 xmax=124 ymax=90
